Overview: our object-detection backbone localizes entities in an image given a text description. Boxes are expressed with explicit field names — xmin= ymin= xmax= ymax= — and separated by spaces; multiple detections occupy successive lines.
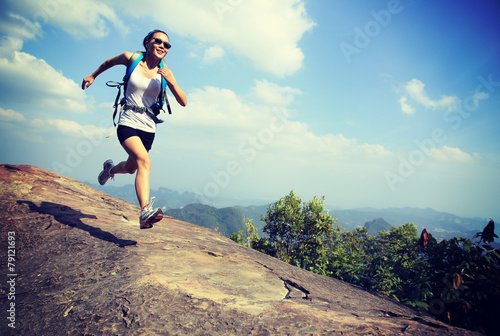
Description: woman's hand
xmin=81 ymin=52 xmax=131 ymax=90
xmin=157 ymin=67 xmax=176 ymax=86
xmin=82 ymin=75 xmax=95 ymax=90
xmin=158 ymin=66 xmax=187 ymax=107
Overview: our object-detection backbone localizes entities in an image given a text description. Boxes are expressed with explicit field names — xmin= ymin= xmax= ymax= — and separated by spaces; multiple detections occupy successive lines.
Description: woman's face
xmin=146 ymin=32 xmax=170 ymax=59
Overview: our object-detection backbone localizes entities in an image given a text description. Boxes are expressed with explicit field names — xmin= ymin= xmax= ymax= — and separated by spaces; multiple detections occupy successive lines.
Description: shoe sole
xmin=140 ymin=209 xmax=163 ymax=229
xmin=98 ymin=160 xmax=114 ymax=186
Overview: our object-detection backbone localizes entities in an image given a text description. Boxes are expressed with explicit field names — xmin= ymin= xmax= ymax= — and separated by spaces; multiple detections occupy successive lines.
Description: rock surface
xmin=0 ymin=164 xmax=481 ymax=335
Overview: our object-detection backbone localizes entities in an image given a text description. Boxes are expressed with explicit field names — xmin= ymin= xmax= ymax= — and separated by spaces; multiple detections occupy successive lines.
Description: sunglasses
xmin=152 ymin=37 xmax=171 ymax=49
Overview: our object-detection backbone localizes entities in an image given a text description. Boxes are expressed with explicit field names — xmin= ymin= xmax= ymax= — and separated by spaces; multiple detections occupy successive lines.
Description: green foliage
xmin=245 ymin=219 xmax=259 ymax=249
xmin=367 ymin=224 xmax=433 ymax=307
xmin=230 ymin=218 xmax=260 ymax=248
xmin=229 ymin=231 xmax=245 ymax=245
xmin=326 ymin=226 xmax=374 ymax=285
xmin=421 ymin=235 xmax=500 ymax=334
xmin=261 ymin=190 xmax=335 ymax=271
xmin=261 ymin=190 xmax=304 ymax=262
xmin=242 ymin=191 xmax=500 ymax=335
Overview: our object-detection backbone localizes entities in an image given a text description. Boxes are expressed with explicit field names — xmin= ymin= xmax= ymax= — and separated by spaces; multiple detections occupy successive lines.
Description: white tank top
xmin=118 ymin=65 xmax=162 ymax=133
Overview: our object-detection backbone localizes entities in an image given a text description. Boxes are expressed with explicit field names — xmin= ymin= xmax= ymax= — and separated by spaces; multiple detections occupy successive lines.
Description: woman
xmin=82 ymin=29 xmax=187 ymax=229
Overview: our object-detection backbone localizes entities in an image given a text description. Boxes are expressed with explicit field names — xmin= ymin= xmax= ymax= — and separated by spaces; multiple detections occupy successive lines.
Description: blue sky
xmin=1 ymin=0 xmax=499 ymax=221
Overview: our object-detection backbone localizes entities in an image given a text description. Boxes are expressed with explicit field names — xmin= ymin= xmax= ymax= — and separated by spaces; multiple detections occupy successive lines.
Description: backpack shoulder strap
xmin=105 ymin=52 xmax=144 ymax=127
xmin=124 ymin=51 xmax=144 ymax=83
xmin=119 ymin=52 xmax=172 ymax=116
xmin=157 ymin=59 xmax=172 ymax=115
xmin=158 ymin=59 xmax=168 ymax=90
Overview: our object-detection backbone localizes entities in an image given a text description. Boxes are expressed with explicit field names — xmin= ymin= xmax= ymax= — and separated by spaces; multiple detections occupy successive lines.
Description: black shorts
xmin=117 ymin=125 xmax=155 ymax=151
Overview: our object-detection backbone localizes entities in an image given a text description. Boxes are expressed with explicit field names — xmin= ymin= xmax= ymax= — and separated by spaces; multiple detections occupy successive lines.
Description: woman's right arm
xmin=82 ymin=52 xmax=132 ymax=90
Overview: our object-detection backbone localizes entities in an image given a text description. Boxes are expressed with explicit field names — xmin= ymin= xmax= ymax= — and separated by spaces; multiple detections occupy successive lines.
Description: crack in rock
xmin=280 ymin=277 xmax=311 ymax=300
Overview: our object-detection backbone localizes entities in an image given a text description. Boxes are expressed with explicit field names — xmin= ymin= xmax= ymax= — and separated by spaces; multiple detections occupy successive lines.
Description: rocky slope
xmin=0 ymin=164 xmax=481 ymax=335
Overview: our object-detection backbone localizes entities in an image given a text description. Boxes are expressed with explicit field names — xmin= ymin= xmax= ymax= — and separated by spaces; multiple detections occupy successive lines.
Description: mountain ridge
xmin=164 ymin=203 xmax=245 ymax=236
xmin=88 ymin=183 xmax=488 ymax=241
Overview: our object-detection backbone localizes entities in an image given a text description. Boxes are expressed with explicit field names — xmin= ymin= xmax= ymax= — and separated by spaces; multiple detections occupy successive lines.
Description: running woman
xmin=82 ymin=29 xmax=187 ymax=229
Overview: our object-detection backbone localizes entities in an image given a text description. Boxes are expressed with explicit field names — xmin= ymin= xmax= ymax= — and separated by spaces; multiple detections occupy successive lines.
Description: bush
xmin=237 ymin=191 xmax=499 ymax=335
xmin=261 ymin=190 xmax=335 ymax=271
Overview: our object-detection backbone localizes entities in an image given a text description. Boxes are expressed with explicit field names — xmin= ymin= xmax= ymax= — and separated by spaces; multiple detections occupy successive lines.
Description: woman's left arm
xmin=158 ymin=67 xmax=187 ymax=107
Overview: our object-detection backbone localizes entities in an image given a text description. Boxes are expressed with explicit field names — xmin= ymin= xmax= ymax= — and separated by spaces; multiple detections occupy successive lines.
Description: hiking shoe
xmin=98 ymin=159 xmax=115 ymax=185
xmin=140 ymin=197 xmax=163 ymax=229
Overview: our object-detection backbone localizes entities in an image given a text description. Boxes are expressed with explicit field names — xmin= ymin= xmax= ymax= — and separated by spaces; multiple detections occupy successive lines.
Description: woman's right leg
xmin=111 ymin=155 xmax=138 ymax=175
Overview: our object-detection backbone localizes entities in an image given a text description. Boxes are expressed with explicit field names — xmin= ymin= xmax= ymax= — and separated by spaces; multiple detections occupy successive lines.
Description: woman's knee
xmin=136 ymin=156 xmax=151 ymax=171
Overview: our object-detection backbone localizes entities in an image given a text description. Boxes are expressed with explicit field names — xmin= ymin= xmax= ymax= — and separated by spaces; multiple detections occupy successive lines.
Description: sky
xmin=0 ymin=0 xmax=499 ymax=221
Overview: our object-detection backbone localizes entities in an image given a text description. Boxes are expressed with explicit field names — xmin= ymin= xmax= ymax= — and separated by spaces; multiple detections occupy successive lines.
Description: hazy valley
xmin=88 ymin=183 xmax=491 ymax=242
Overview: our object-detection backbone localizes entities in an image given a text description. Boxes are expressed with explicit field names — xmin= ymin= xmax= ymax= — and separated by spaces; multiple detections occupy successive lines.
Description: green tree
xmin=326 ymin=226 xmax=374 ymax=285
xmin=262 ymin=190 xmax=304 ymax=262
xmin=245 ymin=219 xmax=259 ymax=249
xmin=254 ymin=193 xmax=500 ymax=335
xmin=374 ymin=224 xmax=432 ymax=307
xmin=261 ymin=190 xmax=335 ymax=271
xmin=230 ymin=218 xmax=260 ymax=248
xmin=298 ymin=196 xmax=336 ymax=274
xmin=421 ymin=229 xmax=500 ymax=334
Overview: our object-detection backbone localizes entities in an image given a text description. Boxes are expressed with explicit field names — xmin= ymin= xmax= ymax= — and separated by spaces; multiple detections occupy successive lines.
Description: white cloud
xmin=31 ymin=118 xmax=113 ymax=140
xmin=0 ymin=40 xmax=91 ymax=113
xmin=47 ymin=119 xmax=111 ymax=137
xmin=251 ymin=80 xmax=302 ymax=107
xmin=470 ymin=91 xmax=489 ymax=107
xmin=0 ymin=12 xmax=42 ymax=40
xmin=2 ymin=0 xmax=314 ymax=76
xmin=403 ymin=79 xmax=460 ymax=111
xmin=109 ymin=0 xmax=315 ymax=76
xmin=30 ymin=118 xmax=44 ymax=128
xmin=0 ymin=116 xmax=112 ymax=144
xmin=169 ymin=86 xmax=257 ymax=132
xmin=164 ymin=81 xmax=392 ymax=164
xmin=0 ymin=107 xmax=25 ymax=122
xmin=398 ymin=79 xmax=491 ymax=116
xmin=399 ymin=96 xmax=416 ymax=115
xmin=202 ymin=45 xmax=225 ymax=64
xmin=2 ymin=0 xmax=128 ymax=39
xmin=0 ymin=36 xmax=23 ymax=58
xmin=271 ymin=126 xmax=393 ymax=161
xmin=430 ymin=146 xmax=479 ymax=162
xmin=155 ymin=81 xmax=395 ymax=200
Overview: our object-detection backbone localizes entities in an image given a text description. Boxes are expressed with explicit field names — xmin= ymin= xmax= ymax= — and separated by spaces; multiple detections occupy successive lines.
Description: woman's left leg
xmin=114 ymin=135 xmax=151 ymax=210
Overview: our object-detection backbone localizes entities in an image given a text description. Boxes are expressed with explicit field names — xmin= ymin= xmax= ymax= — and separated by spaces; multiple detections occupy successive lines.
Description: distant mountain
xmin=364 ymin=218 xmax=392 ymax=236
xmin=235 ymin=204 xmax=269 ymax=236
xmin=85 ymin=183 xmax=202 ymax=209
xmin=235 ymin=205 xmax=489 ymax=242
xmin=331 ymin=207 xmax=488 ymax=241
xmin=164 ymin=203 xmax=245 ymax=237
xmin=84 ymin=183 xmax=491 ymax=242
